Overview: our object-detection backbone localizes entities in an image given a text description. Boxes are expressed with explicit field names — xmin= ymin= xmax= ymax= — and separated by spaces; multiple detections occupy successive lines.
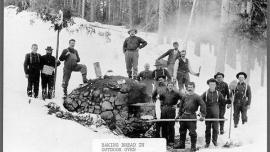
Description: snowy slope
xmin=4 ymin=7 xmax=267 ymax=152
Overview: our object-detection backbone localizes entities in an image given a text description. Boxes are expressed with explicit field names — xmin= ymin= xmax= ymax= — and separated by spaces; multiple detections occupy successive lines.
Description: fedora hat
xmin=214 ymin=72 xmax=224 ymax=79
xmin=128 ymin=28 xmax=137 ymax=34
xmin=45 ymin=46 xmax=53 ymax=51
xmin=236 ymin=72 xmax=247 ymax=79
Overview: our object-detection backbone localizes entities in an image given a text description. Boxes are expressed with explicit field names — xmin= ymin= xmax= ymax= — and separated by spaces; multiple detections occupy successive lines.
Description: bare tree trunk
xmin=90 ymin=0 xmax=96 ymax=22
xmin=215 ymin=0 xmax=229 ymax=73
xmin=261 ymin=56 xmax=266 ymax=86
xmin=82 ymin=0 xmax=85 ymax=18
xmin=129 ymin=0 xmax=134 ymax=28
xmin=158 ymin=0 xmax=165 ymax=44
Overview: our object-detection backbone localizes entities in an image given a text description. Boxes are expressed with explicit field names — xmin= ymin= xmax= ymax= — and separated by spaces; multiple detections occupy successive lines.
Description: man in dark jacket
xmin=174 ymin=82 xmax=206 ymax=152
xmin=40 ymin=46 xmax=60 ymax=99
xmin=214 ymin=72 xmax=230 ymax=134
xmin=152 ymin=81 xmax=181 ymax=146
xmin=137 ymin=63 xmax=154 ymax=97
xmin=24 ymin=44 xmax=42 ymax=98
xmin=59 ymin=39 xmax=88 ymax=97
xmin=156 ymin=42 xmax=181 ymax=76
xmin=201 ymin=78 xmax=225 ymax=147
xmin=123 ymin=29 xmax=147 ymax=79
xmin=233 ymin=72 xmax=252 ymax=128
xmin=152 ymin=60 xmax=171 ymax=83
xmin=173 ymin=50 xmax=200 ymax=92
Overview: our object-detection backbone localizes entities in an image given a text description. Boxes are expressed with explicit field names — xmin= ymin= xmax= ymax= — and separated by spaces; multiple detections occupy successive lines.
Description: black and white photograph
xmin=2 ymin=0 xmax=268 ymax=152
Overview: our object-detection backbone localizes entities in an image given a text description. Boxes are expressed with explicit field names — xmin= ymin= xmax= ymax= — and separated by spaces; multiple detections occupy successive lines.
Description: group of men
xmin=24 ymin=28 xmax=252 ymax=151
xmin=24 ymin=39 xmax=88 ymax=99
xmin=124 ymin=29 xmax=252 ymax=151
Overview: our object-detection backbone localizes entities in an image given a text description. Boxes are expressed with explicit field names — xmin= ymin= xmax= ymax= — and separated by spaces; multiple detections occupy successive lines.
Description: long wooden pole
xmin=228 ymin=93 xmax=234 ymax=139
xmin=53 ymin=29 xmax=60 ymax=98
xmin=146 ymin=118 xmax=228 ymax=122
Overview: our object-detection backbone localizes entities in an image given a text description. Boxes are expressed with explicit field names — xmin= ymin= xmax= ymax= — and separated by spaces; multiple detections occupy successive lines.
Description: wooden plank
xmin=130 ymin=103 xmax=155 ymax=107
xmin=93 ymin=62 xmax=102 ymax=78
xmin=146 ymin=118 xmax=228 ymax=122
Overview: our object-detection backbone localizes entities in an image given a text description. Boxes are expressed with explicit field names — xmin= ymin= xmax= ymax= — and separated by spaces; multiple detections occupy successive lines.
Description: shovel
xmin=223 ymin=92 xmax=235 ymax=148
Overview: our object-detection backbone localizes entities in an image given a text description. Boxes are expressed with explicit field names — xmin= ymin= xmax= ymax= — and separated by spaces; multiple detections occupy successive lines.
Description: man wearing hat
xmin=152 ymin=81 xmax=181 ymax=146
xmin=59 ymin=39 xmax=88 ymax=97
xmin=173 ymin=50 xmax=200 ymax=92
xmin=152 ymin=60 xmax=171 ymax=85
xmin=24 ymin=43 xmax=42 ymax=98
xmin=40 ymin=46 xmax=60 ymax=99
xmin=214 ymin=72 xmax=230 ymax=134
xmin=123 ymin=28 xmax=147 ymax=79
xmin=156 ymin=42 xmax=181 ymax=76
xmin=232 ymin=72 xmax=252 ymax=128
xmin=201 ymin=78 xmax=225 ymax=147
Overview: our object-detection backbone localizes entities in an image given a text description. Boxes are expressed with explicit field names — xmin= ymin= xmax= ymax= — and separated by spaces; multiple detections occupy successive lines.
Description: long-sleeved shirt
xmin=24 ymin=52 xmax=42 ymax=75
xmin=234 ymin=82 xmax=252 ymax=105
xmin=123 ymin=36 xmax=147 ymax=52
xmin=137 ymin=70 xmax=153 ymax=81
xmin=152 ymin=68 xmax=171 ymax=81
xmin=201 ymin=90 xmax=225 ymax=118
xmin=178 ymin=93 xmax=206 ymax=117
xmin=157 ymin=49 xmax=180 ymax=65
xmin=216 ymin=81 xmax=230 ymax=105
xmin=59 ymin=47 xmax=80 ymax=70
xmin=152 ymin=88 xmax=181 ymax=106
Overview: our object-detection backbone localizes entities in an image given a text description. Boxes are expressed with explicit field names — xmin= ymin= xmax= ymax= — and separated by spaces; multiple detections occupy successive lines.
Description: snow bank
xmin=4 ymin=7 xmax=267 ymax=152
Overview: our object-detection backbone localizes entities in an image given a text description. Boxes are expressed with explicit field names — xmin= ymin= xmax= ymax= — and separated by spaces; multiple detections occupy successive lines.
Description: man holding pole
xmin=152 ymin=81 xmax=181 ymax=146
xmin=174 ymin=82 xmax=206 ymax=151
xmin=201 ymin=78 xmax=225 ymax=147
xmin=59 ymin=39 xmax=88 ymax=97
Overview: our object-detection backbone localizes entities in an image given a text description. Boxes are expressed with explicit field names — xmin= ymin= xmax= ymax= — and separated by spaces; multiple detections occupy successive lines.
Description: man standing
xmin=24 ymin=44 xmax=42 ymax=98
xmin=137 ymin=63 xmax=154 ymax=97
xmin=156 ymin=42 xmax=181 ymax=76
xmin=152 ymin=81 xmax=181 ymax=146
xmin=59 ymin=39 xmax=88 ymax=97
xmin=173 ymin=50 xmax=200 ymax=91
xmin=123 ymin=29 xmax=147 ymax=79
xmin=40 ymin=46 xmax=60 ymax=100
xmin=174 ymin=82 xmax=206 ymax=152
xmin=233 ymin=72 xmax=251 ymax=128
xmin=214 ymin=72 xmax=230 ymax=134
xmin=201 ymin=78 xmax=225 ymax=147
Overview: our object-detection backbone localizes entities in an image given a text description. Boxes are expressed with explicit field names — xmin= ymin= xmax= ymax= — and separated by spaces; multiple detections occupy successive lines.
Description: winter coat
xmin=157 ymin=49 xmax=181 ymax=65
xmin=234 ymin=82 xmax=252 ymax=106
xmin=201 ymin=90 xmax=225 ymax=118
xmin=24 ymin=52 xmax=42 ymax=78
xmin=59 ymin=47 xmax=80 ymax=70
xmin=178 ymin=93 xmax=206 ymax=117
xmin=40 ymin=53 xmax=61 ymax=76
xmin=152 ymin=68 xmax=171 ymax=81
xmin=123 ymin=36 xmax=147 ymax=52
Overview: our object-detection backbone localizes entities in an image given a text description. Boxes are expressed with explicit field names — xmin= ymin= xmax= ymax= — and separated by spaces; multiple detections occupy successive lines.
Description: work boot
xmin=234 ymin=124 xmax=238 ymax=128
xmin=27 ymin=90 xmax=32 ymax=97
xmin=190 ymin=137 xmax=197 ymax=151
xmin=212 ymin=141 xmax=218 ymax=146
xmin=204 ymin=143 xmax=210 ymax=148
xmin=174 ymin=143 xmax=185 ymax=149
xmin=82 ymin=74 xmax=88 ymax=83
xmin=220 ymin=129 xmax=224 ymax=135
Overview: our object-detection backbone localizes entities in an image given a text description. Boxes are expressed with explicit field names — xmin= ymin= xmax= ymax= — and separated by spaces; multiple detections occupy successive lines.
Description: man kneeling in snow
xmin=59 ymin=39 xmax=88 ymax=97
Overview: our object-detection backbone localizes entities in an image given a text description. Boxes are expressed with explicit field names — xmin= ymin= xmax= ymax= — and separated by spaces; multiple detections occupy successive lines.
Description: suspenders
xmin=205 ymin=90 xmax=219 ymax=102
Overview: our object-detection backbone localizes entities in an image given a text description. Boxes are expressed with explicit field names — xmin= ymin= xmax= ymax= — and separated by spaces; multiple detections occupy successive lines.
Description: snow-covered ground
xmin=3 ymin=7 xmax=267 ymax=152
